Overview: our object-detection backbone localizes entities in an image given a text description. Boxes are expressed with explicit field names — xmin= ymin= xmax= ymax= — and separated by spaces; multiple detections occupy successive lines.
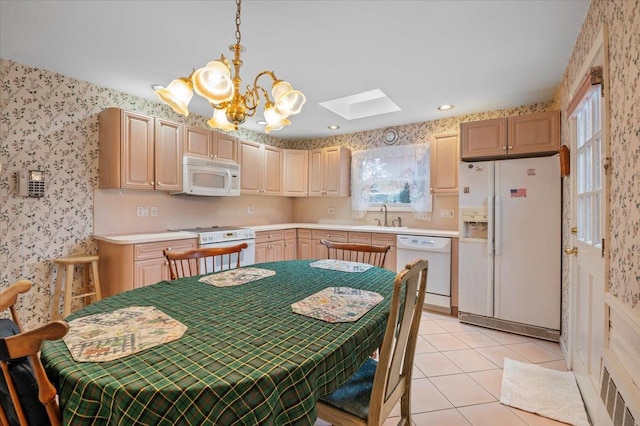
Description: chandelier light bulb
xmin=207 ymin=108 xmax=236 ymax=131
xmin=192 ymin=60 xmax=234 ymax=104
xmin=264 ymin=104 xmax=291 ymax=133
xmin=155 ymin=78 xmax=193 ymax=117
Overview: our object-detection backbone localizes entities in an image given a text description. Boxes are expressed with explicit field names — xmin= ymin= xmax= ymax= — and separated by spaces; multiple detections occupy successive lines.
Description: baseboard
xmin=458 ymin=311 xmax=560 ymax=342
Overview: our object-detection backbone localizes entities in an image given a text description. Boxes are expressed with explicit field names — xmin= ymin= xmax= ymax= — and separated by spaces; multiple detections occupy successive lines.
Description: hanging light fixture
xmin=154 ymin=0 xmax=306 ymax=133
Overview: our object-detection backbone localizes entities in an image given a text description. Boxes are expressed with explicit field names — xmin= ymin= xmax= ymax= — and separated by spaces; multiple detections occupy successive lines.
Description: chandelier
xmin=154 ymin=0 xmax=306 ymax=133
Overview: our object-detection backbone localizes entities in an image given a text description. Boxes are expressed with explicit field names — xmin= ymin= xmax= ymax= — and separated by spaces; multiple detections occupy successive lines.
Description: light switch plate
xmin=440 ymin=209 xmax=455 ymax=219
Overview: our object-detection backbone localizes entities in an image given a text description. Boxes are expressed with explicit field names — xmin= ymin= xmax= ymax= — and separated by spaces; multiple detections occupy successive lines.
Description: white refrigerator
xmin=458 ymin=155 xmax=561 ymax=338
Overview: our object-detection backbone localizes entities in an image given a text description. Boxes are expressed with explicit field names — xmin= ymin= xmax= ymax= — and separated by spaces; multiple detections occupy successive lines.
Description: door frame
xmin=566 ymin=25 xmax=611 ymax=425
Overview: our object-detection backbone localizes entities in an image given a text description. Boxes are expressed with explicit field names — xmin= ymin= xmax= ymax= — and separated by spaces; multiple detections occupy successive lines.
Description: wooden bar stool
xmin=51 ymin=255 xmax=102 ymax=320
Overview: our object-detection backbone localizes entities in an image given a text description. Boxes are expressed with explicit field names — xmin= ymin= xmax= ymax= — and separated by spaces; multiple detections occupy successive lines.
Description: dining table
xmin=40 ymin=259 xmax=398 ymax=425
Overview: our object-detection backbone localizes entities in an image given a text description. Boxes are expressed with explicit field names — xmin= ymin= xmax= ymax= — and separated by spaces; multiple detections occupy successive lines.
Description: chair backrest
xmin=369 ymin=258 xmax=428 ymax=423
xmin=0 ymin=320 xmax=69 ymax=426
xmin=0 ymin=280 xmax=69 ymax=426
xmin=320 ymin=239 xmax=391 ymax=268
xmin=163 ymin=243 xmax=249 ymax=280
xmin=0 ymin=280 xmax=32 ymax=331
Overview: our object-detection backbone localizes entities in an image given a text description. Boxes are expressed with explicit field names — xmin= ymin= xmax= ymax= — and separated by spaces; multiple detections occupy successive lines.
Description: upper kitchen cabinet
xmin=239 ymin=140 xmax=282 ymax=195
xmin=460 ymin=111 xmax=560 ymax=160
xmin=99 ymin=108 xmax=182 ymax=191
xmin=282 ymin=149 xmax=309 ymax=197
xmin=308 ymin=146 xmax=351 ymax=197
xmin=184 ymin=125 xmax=237 ymax=162
xmin=431 ymin=132 xmax=459 ymax=195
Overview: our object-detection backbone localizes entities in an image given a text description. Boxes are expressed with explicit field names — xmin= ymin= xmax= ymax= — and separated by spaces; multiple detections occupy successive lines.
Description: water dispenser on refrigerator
xmin=460 ymin=207 xmax=489 ymax=241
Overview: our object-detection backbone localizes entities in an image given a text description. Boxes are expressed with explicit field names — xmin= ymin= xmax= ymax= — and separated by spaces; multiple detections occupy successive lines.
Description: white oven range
xmin=171 ymin=226 xmax=256 ymax=269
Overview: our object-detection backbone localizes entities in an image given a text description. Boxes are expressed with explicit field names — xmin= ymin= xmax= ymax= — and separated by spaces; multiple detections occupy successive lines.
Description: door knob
xmin=564 ymin=247 xmax=578 ymax=255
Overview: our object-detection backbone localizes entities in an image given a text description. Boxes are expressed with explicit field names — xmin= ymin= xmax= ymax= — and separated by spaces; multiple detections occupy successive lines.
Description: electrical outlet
xmin=247 ymin=205 xmax=254 ymax=215
xmin=150 ymin=207 xmax=158 ymax=217
xmin=136 ymin=206 xmax=146 ymax=217
xmin=440 ymin=208 xmax=455 ymax=219
xmin=328 ymin=207 xmax=335 ymax=216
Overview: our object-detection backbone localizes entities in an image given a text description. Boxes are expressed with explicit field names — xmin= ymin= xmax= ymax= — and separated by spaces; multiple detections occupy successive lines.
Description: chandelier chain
xmin=235 ymin=0 xmax=242 ymax=45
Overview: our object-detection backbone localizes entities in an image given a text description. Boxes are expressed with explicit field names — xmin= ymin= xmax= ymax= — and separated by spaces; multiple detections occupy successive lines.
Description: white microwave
xmin=172 ymin=156 xmax=241 ymax=196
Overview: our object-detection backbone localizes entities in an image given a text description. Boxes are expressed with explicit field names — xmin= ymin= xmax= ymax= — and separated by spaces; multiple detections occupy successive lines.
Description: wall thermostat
xmin=17 ymin=169 xmax=46 ymax=198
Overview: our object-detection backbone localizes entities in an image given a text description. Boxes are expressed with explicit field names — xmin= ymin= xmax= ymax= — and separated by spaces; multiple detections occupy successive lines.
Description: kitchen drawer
xmin=348 ymin=232 xmax=372 ymax=244
xmin=284 ymin=229 xmax=297 ymax=239
xmin=372 ymin=233 xmax=396 ymax=246
xmin=312 ymin=230 xmax=348 ymax=242
xmin=255 ymin=230 xmax=286 ymax=244
xmin=297 ymin=229 xmax=312 ymax=239
xmin=134 ymin=238 xmax=197 ymax=261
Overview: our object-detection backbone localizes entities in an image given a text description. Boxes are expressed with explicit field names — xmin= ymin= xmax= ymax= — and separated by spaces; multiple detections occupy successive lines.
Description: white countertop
xmin=94 ymin=223 xmax=458 ymax=244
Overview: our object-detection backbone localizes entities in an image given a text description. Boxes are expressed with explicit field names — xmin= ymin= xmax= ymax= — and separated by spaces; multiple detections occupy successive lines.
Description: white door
xmin=494 ymin=156 xmax=561 ymax=330
xmin=567 ymin=30 xmax=608 ymax=424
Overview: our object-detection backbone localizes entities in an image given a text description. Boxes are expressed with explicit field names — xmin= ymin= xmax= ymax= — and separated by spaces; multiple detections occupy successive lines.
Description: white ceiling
xmin=0 ymin=0 xmax=589 ymax=140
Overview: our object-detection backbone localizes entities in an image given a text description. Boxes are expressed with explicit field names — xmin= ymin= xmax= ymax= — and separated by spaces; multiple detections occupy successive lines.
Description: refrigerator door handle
xmin=487 ymin=195 xmax=494 ymax=255
xmin=494 ymin=195 xmax=502 ymax=256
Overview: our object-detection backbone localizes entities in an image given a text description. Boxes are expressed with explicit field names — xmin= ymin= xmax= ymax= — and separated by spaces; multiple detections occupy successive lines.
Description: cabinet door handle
xmin=508 ymin=146 xmax=513 ymax=149
xmin=502 ymin=146 xmax=507 ymax=150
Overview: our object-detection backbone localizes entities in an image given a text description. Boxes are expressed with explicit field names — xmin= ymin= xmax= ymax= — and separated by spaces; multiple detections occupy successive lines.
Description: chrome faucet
xmin=380 ymin=203 xmax=389 ymax=227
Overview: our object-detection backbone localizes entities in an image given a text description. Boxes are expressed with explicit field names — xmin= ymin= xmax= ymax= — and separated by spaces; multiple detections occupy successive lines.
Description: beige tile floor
xmin=316 ymin=309 xmax=571 ymax=426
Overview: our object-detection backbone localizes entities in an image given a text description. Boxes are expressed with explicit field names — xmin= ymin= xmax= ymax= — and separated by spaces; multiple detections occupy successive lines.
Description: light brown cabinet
xmin=297 ymin=229 xmax=313 ymax=260
xmin=460 ymin=111 xmax=560 ymax=160
xmin=284 ymin=230 xmax=297 ymax=260
xmin=308 ymin=146 xmax=351 ymax=196
xmin=255 ymin=229 xmax=297 ymax=263
xmin=282 ymin=149 xmax=309 ymax=197
xmin=97 ymin=238 xmax=197 ymax=296
xmin=184 ymin=126 xmax=237 ymax=162
xmin=99 ymin=108 xmax=182 ymax=191
xmin=430 ymin=132 xmax=459 ymax=195
xmin=311 ymin=229 xmax=348 ymax=259
xmin=371 ymin=233 xmax=397 ymax=271
xmin=239 ymin=140 xmax=282 ymax=195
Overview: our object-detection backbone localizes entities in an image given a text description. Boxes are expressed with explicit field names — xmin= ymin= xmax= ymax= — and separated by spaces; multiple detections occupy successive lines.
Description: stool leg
xmin=91 ymin=260 xmax=102 ymax=302
xmin=63 ymin=264 xmax=74 ymax=318
xmin=51 ymin=266 xmax=63 ymax=321
xmin=83 ymin=264 xmax=92 ymax=306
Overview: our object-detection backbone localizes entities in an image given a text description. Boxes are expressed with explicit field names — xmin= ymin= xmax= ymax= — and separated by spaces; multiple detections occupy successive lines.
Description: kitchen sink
xmin=354 ymin=225 xmax=408 ymax=230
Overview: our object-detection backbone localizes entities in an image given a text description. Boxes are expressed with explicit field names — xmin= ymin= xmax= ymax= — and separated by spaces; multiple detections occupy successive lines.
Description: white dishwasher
xmin=396 ymin=235 xmax=452 ymax=313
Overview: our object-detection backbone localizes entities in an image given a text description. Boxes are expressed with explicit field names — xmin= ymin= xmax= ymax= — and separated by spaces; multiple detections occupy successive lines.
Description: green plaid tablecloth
xmin=41 ymin=260 xmax=397 ymax=425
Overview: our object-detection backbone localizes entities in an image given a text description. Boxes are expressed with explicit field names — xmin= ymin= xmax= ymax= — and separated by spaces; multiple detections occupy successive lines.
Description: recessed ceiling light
xmin=256 ymin=120 xmax=267 ymax=125
xmin=438 ymin=104 xmax=454 ymax=111
xmin=150 ymin=84 xmax=164 ymax=91
xmin=328 ymin=125 xmax=340 ymax=130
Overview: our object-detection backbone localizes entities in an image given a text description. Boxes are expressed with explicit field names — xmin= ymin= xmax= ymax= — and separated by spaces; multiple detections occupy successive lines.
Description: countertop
xmin=94 ymin=223 xmax=458 ymax=244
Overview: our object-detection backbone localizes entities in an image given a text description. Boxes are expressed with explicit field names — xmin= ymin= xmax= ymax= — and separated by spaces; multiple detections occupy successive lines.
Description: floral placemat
xmin=309 ymin=259 xmax=374 ymax=273
xmin=63 ymin=306 xmax=187 ymax=362
xmin=199 ymin=267 xmax=276 ymax=287
xmin=291 ymin=287 xmax=383 ymax=323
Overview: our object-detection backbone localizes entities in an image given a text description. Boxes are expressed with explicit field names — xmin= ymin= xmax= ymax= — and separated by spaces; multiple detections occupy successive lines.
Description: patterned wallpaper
xmin=0 ymin=59 xmax=281 ymax=329
xmin=1 ymin=0 xmax=638 ymax=333
xmin=550 ymin=0 xmax=640 ymax=345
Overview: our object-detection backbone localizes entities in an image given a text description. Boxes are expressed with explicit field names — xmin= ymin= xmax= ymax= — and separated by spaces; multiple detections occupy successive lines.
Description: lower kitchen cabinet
xmin=297 ymin=229 xmax=313 ymax=260
xmin=371 ymin=233 xmax=397 ymax=271
xmin=255 ymin=229 xmax=297 ymax=263
xmin=311 ymin=229 xmax=348 ymax=259
xmin=97 ymin=238 xmax=197 ymax=296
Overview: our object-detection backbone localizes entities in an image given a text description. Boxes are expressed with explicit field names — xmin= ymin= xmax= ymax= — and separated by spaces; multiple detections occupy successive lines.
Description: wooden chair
xmin=0 ymin=280 xmax=69 ymax=426
xmin=163 ymin=243 xmax=249 ymax=279
xmin=317 ymin=258 xmax=429 ymax=426
xmin=0 ymin=280 xmax=31 ymax=331
xmin=320 ymin=239 xmax=391 ymax=268
xmin=0 ymin=321 xmax=69 ymax=426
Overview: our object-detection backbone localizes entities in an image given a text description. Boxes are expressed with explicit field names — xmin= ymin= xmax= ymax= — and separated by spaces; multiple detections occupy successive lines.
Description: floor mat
xmin=500 ymin=358 xmax=590 ymax=425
